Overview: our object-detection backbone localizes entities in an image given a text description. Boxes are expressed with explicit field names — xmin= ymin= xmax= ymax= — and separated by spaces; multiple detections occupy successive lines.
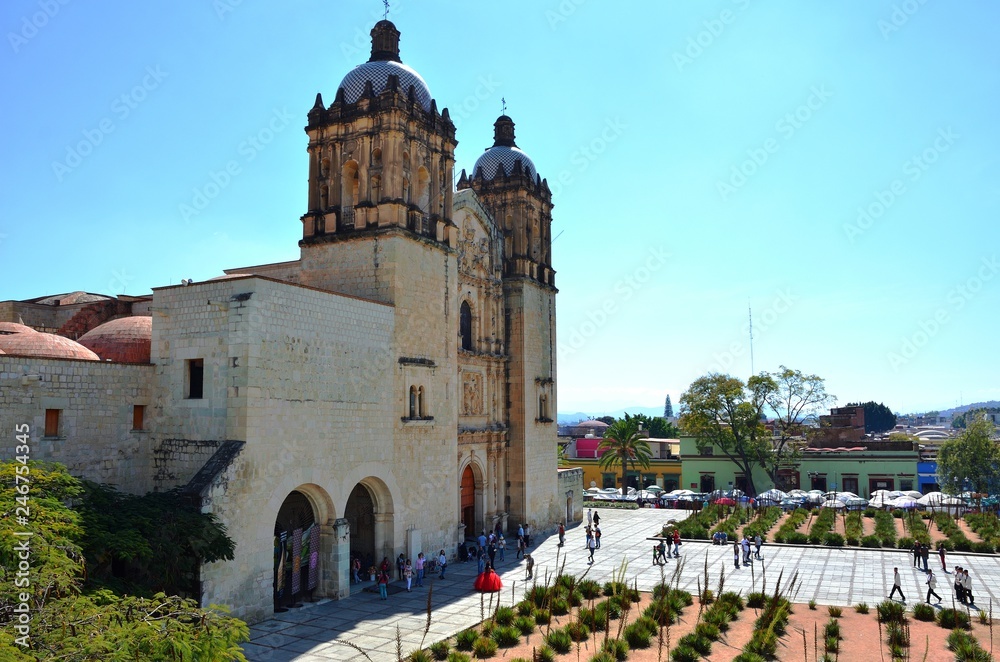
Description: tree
xmin=0 ymin=461 xmax=249 ymax=660
xmin=937 ymin=418 xmax=1000 ymax=496
xmin=630 ymin=413 xmax=680 ymax=439
xmin=680 ymin=373 xmax=774 ymax=497
xmin=664 ymin=395 xmax=674 ymax=419
xmin=595 ymin=416 xmax=616 ymax=426
xmin=846 ymin=401 xmax=897 ymax=433
xmin=764 ymin=366 xmax=834 ymax=488
xmin=597 ymin=414 xmax=652 ymax=491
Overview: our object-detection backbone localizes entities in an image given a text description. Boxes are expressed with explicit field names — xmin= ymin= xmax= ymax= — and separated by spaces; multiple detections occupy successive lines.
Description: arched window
xmin=342 ymin=161 xmax=359 ymax=206
xmin=539 ymin=394 xmax=549 ymax=420
xmin=417 ymin=386 xmax=425 ymax=418
xmin=409 ymin=386 xmax=417 ymax=419
xmin=459 ymin=301 xmax=473 ymax=351
xmin=372 ymin=148 xmax=382 ymax=166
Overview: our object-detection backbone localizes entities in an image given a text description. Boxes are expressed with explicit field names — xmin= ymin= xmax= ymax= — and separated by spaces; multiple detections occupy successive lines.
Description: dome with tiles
xmin=0 ymin=331 xmax=100 ymax=361
xmin=473 ymin=116 xmax=537 ymax=180
xmin=337 ymin=21 xmax=433 ymax=112
xmin=0 ymin=322 xmax=34 ymax=335
xmin=78 ymin=316 xmax=152 ymax=363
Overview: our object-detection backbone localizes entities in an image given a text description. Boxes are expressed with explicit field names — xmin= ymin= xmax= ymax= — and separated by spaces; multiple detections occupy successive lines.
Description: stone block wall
xmin=0 ymin=356 xmax=153 ymax=493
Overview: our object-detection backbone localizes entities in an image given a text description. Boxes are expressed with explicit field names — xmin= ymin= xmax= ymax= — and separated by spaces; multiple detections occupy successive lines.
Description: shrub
xmin=972 ymin=541 xmax=995 ymax=554
xmin=533 ymin=609 xmax=551 ymax=626
xmin=947 ymin=629 xmax=977 ymax=651
xmin=912 ymin=603 xmax=935 ymax=622
xmin=897 ymin=536 xmax=915 ymax=550
xmin=410 ymin=650 xmax=432 ymax=662
xmin=937 ymin=608 xmax=971 ymax=630
xmin=823 ymin=532 xmax=845 ymax=546
xmin=785 ymin=531 xmax=810 ymax=544
xmin=430 ymin=641 xmax=451 ymax=660
xmin=671 ymin=645 xmax=700 ymax=662
xmin=603 ymin=581 xmax=628 ymax=596
xmin=456 ymin=629 xmax=479 ymax=651
xmin=703 ymin=608 xmax=731 ymax=632
xmin=828 ymin=605 xmax=842 ymax=618
xmin=543 ymin=628 xmax=572 ymax=654
xmin=695 ymin=622 xmax=720 ymax=641
xmin=565 ymin=621 xmax=590 ymax=642
xmin=472 ymin=636 xmax=498 ymax=659
xmin=567 ymin=589 xmax=584 ymax=607
xmin=746 ymin=591 xmax=767 ymax=608
xmin=490 ymin=625 xmax=520 ymax=648
xmin=494 ymin=606 xmax=515 ymax=626
xmin=623 ymin=622 xmax=652 ymax=648
xmin=745 ymin=629 xmax=778 ymax=658
xmin=824 ymin=619 xmax=841 ymax=640
xmin=733 ymin=654 xmax=768 ymax=662
xmin=578 ymin=579 xmax=602 ymax=599
xmin=550 ymin=597 xmax=569 ymax=616
xmin=808 ymin=599 xmax=817 ymax=610
xmin=535 ymin=646 xmax=555 ymax=662
xmin=678 ymin=633 xmax=712 ymax=656
xmin=643 ymin=599 xmax=674 ymax=626
xmin=516 ymin=600 xmax=534 ymax=617
xmin=447 ymin=653 xmax=471 ymax=662
xmin=718 ymin=591 xmax=745 ymax=610
xmin=480 ymin=622 xmax=494 ymax=638
xmin=885 ymin=622 xmax=909 ymax=649
xmin=588 ymin=654 xmax=615 ymax=662
xmin=513 ymin=616 xmax=535 ymax=636
xmin=825 ymin=636 xmax=839 ymax=653
xmin=854 ymin=602 xmax=869 ymax=614
xmin=634 ymin=615 xmax=659 ymax=636
xmin=700 ymin=588 xmax=715 ymax=604
xmin=602 ymin=638 xmax=629 ymax=662
xmin=861 ymin=535 xmax=882 ymax=548
xmin=979 ymin=610 xmax=991 ymax=625
xmin=877 ymin=599 xmax=905 ymax=623
xmin=525 ymin=585 xmax=549 ymax=608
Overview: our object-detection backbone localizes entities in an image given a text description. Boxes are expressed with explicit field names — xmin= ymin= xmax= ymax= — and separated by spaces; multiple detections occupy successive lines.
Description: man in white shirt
xmin=888 ymin=567 xmax=905 ymax=601
xmin=925 ymin=568 xmax=941 ymax=603
xmin=437 ymin=550 xmax=447 ymax=579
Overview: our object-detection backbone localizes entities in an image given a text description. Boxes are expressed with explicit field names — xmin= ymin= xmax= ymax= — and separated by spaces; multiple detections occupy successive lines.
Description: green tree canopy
xmin=764 ymin=366 xmax=834 ymax=487
xmin=680 ymin=373 xmax=774 ymax=496
xmin=597 ymin=414 xmax=652 ymax=491
xmin=845 ymin=401 xmax=897 ymax=433
xmin=0 ymin=461 xmax=248 ymax=661
xmin=630 ymin=414 xmax=680 ymax=439
xmin=595 ymin=416 xmax=616 ymax=425
xmin=937 ymin=418 xmax=1000 ymax=496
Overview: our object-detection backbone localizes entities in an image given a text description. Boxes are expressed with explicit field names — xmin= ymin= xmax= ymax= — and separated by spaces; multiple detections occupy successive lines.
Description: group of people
xmin=889 ymin=562 xmax=975 ymax=606
xmin=585 ymin=509 xmax=603 ymax=563
xmin=910 ymin=541 xmax=945 ymax=572
xmin=732 ymin=534 xmax=762 ymax=568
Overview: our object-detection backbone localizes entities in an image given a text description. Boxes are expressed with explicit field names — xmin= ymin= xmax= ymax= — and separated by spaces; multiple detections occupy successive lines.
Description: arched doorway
xmin=461 ymin=465 xmax=476 ymax=534
xmin=346 ymin=484 xmax=375 ymax=573
xmin=273 ymin=490 xmax=318 ymax=612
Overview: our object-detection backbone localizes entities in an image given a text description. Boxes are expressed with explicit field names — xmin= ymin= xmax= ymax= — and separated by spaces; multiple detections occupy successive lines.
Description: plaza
xmin=241 ymin=507 xmax=1000 ymax=661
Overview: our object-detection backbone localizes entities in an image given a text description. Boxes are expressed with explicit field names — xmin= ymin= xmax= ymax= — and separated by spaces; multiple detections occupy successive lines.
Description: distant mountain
xmin=558 ymin=406 xmax=666 ymax=425
xmin=936 ymin=401 xmax=1000 ymax=417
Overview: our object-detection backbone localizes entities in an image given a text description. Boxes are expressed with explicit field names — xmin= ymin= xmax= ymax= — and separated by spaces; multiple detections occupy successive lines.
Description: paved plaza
xmin=242 ymin=508 xmax=1000 ymax=661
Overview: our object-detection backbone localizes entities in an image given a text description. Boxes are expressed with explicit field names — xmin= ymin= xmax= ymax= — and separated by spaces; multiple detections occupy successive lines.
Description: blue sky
xmin=2 ymin=1 xmax=997 ymax=415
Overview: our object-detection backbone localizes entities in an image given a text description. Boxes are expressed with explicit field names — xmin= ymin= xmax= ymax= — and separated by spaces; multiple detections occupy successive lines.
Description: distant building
xmin=563 ymin=436 xmax=681 ymax=491
xmin=815 ymin=406 xmax=865 ymax=443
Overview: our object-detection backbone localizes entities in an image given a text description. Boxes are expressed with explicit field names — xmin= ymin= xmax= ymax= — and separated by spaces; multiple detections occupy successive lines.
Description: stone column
xmin=374 ymin=512 xmax=393 ymax=562
xmin=329 ymin=518 xmax=351 ymax=599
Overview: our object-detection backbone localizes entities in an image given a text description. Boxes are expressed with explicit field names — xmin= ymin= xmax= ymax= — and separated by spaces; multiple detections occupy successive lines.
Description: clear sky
xmin=2 ymin=1 xmax=997 ymax=415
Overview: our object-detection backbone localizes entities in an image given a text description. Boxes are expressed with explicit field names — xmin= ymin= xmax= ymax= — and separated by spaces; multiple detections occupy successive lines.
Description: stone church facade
xmin=0 ymin=20 xmax=573 ymax=624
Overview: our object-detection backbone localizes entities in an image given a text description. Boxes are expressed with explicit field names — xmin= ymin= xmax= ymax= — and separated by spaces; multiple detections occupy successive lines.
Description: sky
xmin=2 ymin=1 xmax=998 ymax=416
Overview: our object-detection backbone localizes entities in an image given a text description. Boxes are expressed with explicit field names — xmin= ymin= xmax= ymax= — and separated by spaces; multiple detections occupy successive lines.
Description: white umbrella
xmin=903 ymin=490 xmax=923 ymax=499
xmin=869 ymin=494 xmax=893 ymax=508
xmin=890 ymin=496 xmax=918 ymax=509
xmin=916 ymin=492 xmax=944 ymax=506
xmin=788 ymin=489 xmax=809 ymax=497
xmin=644 ymin=485 xmax=664 ymax=492
xmin=821 ymin=499 xmax=846 ymax=509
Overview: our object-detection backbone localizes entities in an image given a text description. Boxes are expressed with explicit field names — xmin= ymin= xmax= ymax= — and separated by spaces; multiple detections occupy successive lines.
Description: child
xmin=404 ymin=559 xmax=413 ymax=592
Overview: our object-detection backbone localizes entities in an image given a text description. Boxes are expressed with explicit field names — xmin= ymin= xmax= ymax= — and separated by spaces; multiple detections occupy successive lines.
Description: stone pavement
xmin=242 ymin=508 xmax=1000 ymax=661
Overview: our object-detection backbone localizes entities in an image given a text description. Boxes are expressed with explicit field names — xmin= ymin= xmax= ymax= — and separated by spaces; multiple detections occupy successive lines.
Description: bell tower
xmin=459 ymin=115 xmax=558 ymax=530
xmin=299 ymin=19 xmax=457 ymax=303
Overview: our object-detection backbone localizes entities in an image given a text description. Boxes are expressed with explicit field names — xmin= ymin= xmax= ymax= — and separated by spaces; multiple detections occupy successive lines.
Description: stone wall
xmin=0 ymin=356 xmax=153 ymax=493
xmin=557 ymin=468 xmax=584 ymax=524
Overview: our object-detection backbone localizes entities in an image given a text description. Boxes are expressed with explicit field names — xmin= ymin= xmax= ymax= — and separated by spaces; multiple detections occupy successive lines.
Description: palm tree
xmin=597 ymin=415 xmax=653 ymax=493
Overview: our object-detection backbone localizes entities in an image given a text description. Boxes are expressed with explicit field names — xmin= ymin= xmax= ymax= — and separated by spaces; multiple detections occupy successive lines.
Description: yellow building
xmin=565 ymin=436 xmax=681 ymax=491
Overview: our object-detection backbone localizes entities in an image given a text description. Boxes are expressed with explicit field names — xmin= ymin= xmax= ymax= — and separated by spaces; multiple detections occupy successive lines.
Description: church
xmin=0 ymin=19 xmax=577 ymax=623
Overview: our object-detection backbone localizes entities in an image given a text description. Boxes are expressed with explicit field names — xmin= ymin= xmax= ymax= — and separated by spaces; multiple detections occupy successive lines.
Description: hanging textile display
xmin=308 ymin=524 xmax=320 ymax=590
xmin=275 ymin=531 xmax=287 ymax=597
xmin=291 ymin=528 xmax=303 ymax=595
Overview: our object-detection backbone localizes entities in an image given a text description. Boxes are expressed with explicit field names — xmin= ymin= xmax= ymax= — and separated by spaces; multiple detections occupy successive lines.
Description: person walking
xmin=962 ymin=569 xmax=974 ymax=605
xmin=438 ymin=550 xmax=447 ymax=580
xmin=498 ymin=534 xmax=506 ymax=562
xmin=672 ymin=528 xmax=681 ymax=557
xmin=954 ymin=566 xmax=965 ymax=604
xmin=888 ymin=567 xmax=905 ymax=601
xmin=397 ymin=553 xmax=406 ymax=581
xmin=912 ymin=541 xmax=920 ymax=568
xmin=733 ymin=540 xmax=741 ymax=569
xmin=404 ymin=560 xmax=413 ymax=592
xmin=524 ymin=524 xmax=531 ymax=547
xmin=487 ymin=540 xmax=497 ymax=567
xmin=741 ymin=536 xmax=752 ymax=565
xmin=587 ymin=508 xmax=593 ymax=528
xmin=525 ymin=553 xmax=534 ymax=579
xmin=478 ymin=531 xmax=487 ymax=557
xmin=516 ymin=535 xmax=525 ymax=559
xmin=593 ymin=511 xmax=601 ymax=527
xmin=595 ymin=525 xmax=602 ymax=548
xmin=415 ymin=553 xmax=425 ymax=587
xmin=925 ymin=569 xmax=942 ymax=603
xmin=585 ymin=526 xmax=592 ymax=549
xmin=587 ymin=534 xmax=597 ymax=564
xmin=558 ymin=522 xmax=565 ymax=547
xmin=938 ymin=545 xmax=946 ymax=572
xmin=477 ymin=551 xmax=485 ymax=575
xmin=754 ymin=534 xmax=763 ymax=560
xmin=921 ymin=543 xmax=930 ymax=572
xmin=377 ymin=569 xmax=390 ymax=600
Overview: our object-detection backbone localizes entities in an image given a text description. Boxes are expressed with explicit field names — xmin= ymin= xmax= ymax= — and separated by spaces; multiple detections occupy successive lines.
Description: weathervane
xmin=501 ymin=97 xmax=506 ymax=115
xmin=383 ymin=0 xmax=389 ymax=20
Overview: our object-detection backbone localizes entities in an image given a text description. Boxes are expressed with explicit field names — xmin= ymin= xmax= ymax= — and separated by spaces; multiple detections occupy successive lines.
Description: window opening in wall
xmin=459 ymin=301 xmax=473 ymax=351
xmin=418 ymin=386 xmax=425 ymax=418
xmin=132 ymin=405 xmax=145 ymax=431
xmin=409 ymin=386 xmax=417 ymax=419
xmin=44 ymin=409 xmax=60 ymax=437
xmin=186 ymin=359 xmax=204 ymax=399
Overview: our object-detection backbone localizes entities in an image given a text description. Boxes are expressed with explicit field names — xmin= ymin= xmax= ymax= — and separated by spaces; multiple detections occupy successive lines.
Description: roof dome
xmin=578 ymin=419 xmax=610 ymax=429
xmin=0 ymin=322 xmax=34 ymax=335
xmin=0 ymin=332 xmax=100 ymax=361
xmin=473 ymin=116 xmax=537 ymax=180
xmin=78 ymin=316 xmax=152 ymax=363
xmin=337 ymin=20 xmax=433 ymax=112
xmin=34 ymin=291 xmax=111 ymax=306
